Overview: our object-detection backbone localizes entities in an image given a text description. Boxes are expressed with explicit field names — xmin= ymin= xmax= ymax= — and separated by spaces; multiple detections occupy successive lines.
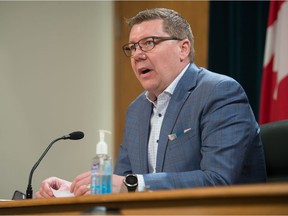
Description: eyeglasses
xmin=122 ymin=36 xmax=182 ymax=57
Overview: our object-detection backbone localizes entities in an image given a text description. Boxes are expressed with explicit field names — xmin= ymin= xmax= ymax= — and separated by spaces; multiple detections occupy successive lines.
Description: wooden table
xmin=1 ymin=182 xmax=288 ymax=215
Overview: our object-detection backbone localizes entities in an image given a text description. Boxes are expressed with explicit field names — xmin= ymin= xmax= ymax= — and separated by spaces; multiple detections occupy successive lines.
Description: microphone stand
xmin=26 ymin=136 xmax=65 ymax=199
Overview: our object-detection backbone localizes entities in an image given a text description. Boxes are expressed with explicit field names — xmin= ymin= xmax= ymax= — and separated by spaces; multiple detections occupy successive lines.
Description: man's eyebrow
xmin=128 ymin=36 xmax=154 ymax=44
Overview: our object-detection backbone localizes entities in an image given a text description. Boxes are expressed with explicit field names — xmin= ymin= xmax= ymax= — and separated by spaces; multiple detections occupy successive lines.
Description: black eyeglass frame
xmin=122 ymin=36 xmax=182 ymax=57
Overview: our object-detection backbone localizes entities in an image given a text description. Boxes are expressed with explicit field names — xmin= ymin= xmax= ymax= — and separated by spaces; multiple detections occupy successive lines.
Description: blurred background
xmin=0 ymin=1 xmax=114 ymax=199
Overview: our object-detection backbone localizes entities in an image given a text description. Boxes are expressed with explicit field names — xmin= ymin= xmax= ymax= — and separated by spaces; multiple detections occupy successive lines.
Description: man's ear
xmin=179 ymin=39 xmax=191 ymax=61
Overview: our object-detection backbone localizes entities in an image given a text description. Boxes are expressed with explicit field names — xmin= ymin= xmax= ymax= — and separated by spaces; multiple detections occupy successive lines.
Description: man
xmin=36 ymin=8 xmax=266 ymax=198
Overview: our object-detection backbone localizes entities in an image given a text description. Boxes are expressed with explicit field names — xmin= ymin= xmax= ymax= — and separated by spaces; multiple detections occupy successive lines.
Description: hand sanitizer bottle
xmin=90 ymin=130 xmax=112 ymax=195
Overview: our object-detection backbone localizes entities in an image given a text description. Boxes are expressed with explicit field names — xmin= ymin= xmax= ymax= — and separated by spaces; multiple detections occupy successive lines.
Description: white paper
xmin=0 ymin=199 xmax=12 ymax=201
xmin=51 ymin=188 xmax=74 ymax=198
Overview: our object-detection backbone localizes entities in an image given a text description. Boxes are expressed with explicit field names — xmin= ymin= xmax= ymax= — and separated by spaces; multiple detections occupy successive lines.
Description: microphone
xmin=63 ymin=131 xmax=85 ymax=140
xmin=25 ymin=131 xmax=84 ymax=199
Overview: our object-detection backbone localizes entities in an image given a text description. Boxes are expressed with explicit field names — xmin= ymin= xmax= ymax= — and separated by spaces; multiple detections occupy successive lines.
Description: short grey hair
xmin=126 ymin=8 xmax=194 ymax=62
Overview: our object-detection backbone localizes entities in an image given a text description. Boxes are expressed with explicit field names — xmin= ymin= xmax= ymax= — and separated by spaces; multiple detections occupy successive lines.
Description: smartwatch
xmin=123 ymin=174 xmax=138 ymax=192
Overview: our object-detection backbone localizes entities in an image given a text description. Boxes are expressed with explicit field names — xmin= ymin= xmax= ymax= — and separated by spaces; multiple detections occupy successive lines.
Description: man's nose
xmin=132 ymin=46 xmax=146 ymax=59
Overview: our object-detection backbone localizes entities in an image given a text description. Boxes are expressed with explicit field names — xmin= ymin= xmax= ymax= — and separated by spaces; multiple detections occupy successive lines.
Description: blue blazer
xmin=115 ymin=63 xmax=267 ymax=190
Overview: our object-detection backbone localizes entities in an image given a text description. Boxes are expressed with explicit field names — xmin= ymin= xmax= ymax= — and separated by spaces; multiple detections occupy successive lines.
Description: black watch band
xmin=123 ymin=174 xmax=138 ymax=192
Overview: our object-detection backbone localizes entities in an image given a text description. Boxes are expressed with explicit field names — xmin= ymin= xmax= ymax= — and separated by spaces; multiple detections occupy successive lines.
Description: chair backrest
xmin=260 ymin=120 xmax=288 ymax=182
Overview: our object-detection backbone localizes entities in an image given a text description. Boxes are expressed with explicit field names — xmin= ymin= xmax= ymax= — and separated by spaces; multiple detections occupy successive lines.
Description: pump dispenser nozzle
xmin=96 ymin=130 xmax=111 ymax=155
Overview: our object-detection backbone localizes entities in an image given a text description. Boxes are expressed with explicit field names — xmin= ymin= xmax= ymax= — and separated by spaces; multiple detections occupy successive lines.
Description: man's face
xmin=129 ymin=19 xmax=186 ymax=97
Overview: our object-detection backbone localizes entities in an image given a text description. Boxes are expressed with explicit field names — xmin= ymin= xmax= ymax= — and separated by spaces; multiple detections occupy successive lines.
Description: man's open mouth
xmin=141 ymin=69 xmax=151 ymax=74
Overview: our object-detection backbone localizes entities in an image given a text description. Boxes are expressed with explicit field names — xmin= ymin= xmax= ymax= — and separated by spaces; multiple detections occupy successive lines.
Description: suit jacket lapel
xmin=137 ymin=95 xmax=153 ymax=173
xmin=156 ymin=63 xmax=200 ymax=172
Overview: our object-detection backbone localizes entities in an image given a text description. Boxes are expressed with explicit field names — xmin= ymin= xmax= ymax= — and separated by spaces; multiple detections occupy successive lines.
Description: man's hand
xmin=70 ymin=171 xmax=91 ymax=196
xmin=35 ymin=177 xmax=71 ymax=198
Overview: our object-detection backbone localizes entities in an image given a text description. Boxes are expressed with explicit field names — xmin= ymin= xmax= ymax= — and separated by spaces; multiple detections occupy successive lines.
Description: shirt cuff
xmin=136 ymin=174 xmax=145 ymax=192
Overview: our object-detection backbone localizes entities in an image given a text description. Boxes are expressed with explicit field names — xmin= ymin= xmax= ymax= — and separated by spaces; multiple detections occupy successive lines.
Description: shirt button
xmin=158 ymin=113 xmax=162 ymax=117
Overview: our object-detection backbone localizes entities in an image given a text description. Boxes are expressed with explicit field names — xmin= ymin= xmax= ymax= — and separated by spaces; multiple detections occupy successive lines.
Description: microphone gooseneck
xmin=26 ymin=131 xmax=84 ymax=199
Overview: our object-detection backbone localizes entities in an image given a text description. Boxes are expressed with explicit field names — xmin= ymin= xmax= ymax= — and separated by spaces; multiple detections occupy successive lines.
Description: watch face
xmin=126 ymin=175 xmax=138 ymax=185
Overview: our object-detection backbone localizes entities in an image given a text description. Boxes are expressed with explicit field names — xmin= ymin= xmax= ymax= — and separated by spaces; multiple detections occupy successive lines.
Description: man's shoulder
xmin=192 ymin=67 xmax=240 ymax=90
xmin=198 ymin=67 xmax=236 ymax=82
xmin=181 ymin=64 xmax=241 ymax=93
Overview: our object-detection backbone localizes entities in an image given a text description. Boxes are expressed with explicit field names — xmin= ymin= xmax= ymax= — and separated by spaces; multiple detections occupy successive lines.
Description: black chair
xmin=260 ymin=120 xmax=288 ymax=182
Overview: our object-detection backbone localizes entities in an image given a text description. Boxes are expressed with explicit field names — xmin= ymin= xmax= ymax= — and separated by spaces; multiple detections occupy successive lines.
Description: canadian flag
xmin=259 ymin=0 xmax=288 ymax=124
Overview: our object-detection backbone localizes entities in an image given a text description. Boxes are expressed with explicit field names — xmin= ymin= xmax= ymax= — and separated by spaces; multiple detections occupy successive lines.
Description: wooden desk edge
xmin=1 ymin=182 xmax=288 ymax=215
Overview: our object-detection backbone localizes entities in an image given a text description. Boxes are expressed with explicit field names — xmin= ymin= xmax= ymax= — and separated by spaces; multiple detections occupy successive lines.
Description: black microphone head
xmin=66 ymin=131 xmax=84 ymax=140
